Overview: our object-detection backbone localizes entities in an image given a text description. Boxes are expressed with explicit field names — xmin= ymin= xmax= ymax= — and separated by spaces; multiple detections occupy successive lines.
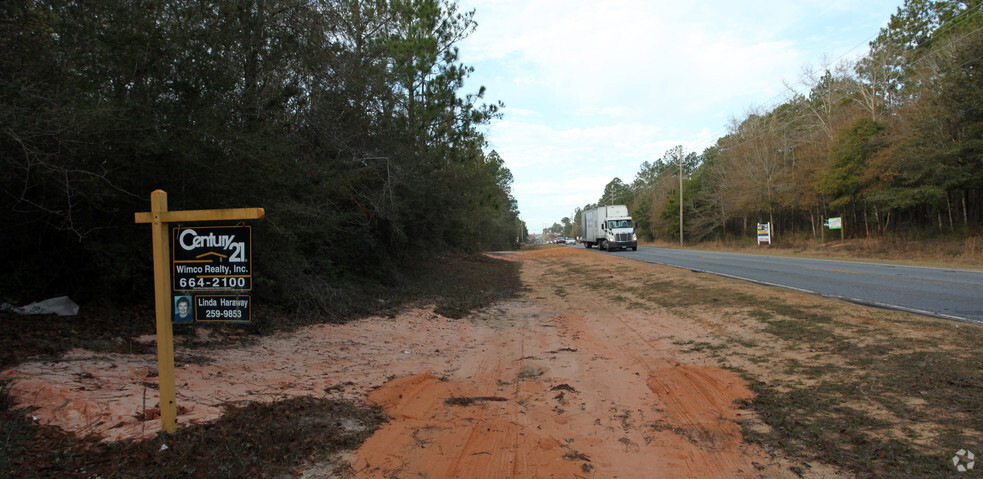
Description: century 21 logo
xmin=178 ymin=229 xmax=247 ymax=262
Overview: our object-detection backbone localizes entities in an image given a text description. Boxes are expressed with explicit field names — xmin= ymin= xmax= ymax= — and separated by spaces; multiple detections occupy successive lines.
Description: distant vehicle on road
xmin=582 ymin=205 xmax=637 ymax=251
xmin=555 ymin=237 xmax=565 ymax=244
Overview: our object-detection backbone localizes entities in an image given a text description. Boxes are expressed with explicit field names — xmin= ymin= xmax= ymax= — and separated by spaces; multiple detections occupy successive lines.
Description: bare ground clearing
xmin=3 ymin=246 xmax=981 ymax=478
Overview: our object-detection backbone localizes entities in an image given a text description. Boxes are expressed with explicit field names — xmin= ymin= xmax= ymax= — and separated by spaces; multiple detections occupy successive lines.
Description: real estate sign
xmin=135 ymin=190 xmax=264 ymax=434
xmin=171 ymin=226 xmax=252 ymax=323
xmin=757 ymin=222 xmax=771 ymax=244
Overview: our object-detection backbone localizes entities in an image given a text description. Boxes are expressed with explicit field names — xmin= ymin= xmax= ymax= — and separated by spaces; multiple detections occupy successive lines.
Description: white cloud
xmin=457 ymin=0 xmax=898 ymax=229
xmin=488 ymin=118 xmax=668 ymax=168
xmin=462 ymin=0 xmax=812 ymax=129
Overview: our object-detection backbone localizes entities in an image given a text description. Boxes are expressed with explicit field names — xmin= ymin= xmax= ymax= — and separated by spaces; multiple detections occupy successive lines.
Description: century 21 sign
xmin=171 ymin=225 xmax=251 ymax=323
xmin=172 ymin=226 xmax=251 ymax=291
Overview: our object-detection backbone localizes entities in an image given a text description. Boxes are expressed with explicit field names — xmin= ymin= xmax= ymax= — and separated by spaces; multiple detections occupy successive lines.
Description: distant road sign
xmin=757 ymin=222 xmax=771 ymax=244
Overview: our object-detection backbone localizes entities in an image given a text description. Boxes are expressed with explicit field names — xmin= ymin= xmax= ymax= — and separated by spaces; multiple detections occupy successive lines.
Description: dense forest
xmin=561 ymin=0 xmax=983 ymax=244
xmin=0 ymin=0 xmax=524 ymax=312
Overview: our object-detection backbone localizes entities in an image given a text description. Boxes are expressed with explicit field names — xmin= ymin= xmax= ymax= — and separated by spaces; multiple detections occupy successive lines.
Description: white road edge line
xmin=634 ymin=258 xmax=983 ymax=327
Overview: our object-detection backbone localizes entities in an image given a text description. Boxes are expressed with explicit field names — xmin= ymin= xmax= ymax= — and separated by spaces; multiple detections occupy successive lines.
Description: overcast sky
xmin=454 ymin=0 xmax=902 ymax=232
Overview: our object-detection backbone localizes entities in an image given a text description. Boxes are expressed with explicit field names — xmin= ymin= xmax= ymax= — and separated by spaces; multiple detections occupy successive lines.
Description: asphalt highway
xmin=583 ymin=244 xmax=983 ymax=325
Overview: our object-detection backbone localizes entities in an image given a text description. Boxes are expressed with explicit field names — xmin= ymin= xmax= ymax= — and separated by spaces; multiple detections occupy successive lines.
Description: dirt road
xmin=352 ymin=248 xmax=773 ymax=478
xmin=3 ymin=246 xmax=855 ymax=477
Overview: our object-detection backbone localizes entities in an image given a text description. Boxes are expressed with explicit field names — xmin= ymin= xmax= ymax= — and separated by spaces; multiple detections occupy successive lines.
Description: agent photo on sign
xmin=173 ymin=295 xmax=192 ymax=323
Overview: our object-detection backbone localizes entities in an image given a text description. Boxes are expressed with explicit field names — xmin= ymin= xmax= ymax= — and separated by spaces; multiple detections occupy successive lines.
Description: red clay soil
xmin=1 ymin=247 xmax=835 ymax=478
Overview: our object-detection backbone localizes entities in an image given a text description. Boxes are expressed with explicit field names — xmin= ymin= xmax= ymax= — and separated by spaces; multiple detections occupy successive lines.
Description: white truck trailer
xmin=582 ymin=205 xmax=637 ymax=251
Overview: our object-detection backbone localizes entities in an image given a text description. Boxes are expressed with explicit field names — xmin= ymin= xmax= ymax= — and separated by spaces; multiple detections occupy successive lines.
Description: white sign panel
xmin=757 ymin=223 xmax=771 ymax=244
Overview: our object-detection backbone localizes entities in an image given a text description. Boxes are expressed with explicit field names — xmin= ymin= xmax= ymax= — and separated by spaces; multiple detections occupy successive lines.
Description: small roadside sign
xmin=822 ymin=217 xmax=845 ymax=244
xmin=757 ymin=222 xmax=771 ymax=244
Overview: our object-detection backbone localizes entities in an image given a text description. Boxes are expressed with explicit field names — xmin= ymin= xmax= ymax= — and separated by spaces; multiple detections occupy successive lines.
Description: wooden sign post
xmin=825 ymin=217 xmax=844 ymax=244
xmin=135 ymin=190 xmax=264 ymax=433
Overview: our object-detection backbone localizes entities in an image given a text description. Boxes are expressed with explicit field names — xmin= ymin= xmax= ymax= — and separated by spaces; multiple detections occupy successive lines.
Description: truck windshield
xmin=609 ymin=220 xmax=633 ymax=229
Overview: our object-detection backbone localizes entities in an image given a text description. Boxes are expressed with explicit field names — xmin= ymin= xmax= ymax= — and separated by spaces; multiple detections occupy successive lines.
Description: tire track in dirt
xmin=548 ymin=289 xmax=756 ymax=476
xmin=645 ymin=366 xmax=754 ymax=477
xmin=542 ymin=250 xmax=764 ymax=477
xmin=352 ymin=300 xmax=586 ymax=478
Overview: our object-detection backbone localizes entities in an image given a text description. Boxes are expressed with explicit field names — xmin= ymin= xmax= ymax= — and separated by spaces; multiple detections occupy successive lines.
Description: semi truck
xmin=582 ymin=205 xmax=637 ymax=251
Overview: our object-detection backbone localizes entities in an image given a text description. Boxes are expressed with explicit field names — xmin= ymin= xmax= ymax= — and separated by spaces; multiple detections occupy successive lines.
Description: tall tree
xmin=599 ymin=178 xmax=632 ymax=206
xmin=819 ymin=118 xmax=886 ymax=236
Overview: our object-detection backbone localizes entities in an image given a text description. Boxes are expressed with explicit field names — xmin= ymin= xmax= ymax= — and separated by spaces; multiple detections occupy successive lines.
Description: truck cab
xmin=601 ymin=218 xmax=637 ymax=251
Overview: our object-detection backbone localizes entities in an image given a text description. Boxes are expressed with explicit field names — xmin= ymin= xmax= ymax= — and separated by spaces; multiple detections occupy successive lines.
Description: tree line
xmin=561 ymin=0 xmax=982 ymax=244
xmin=0 ymin=0 xmax=524 ymax=312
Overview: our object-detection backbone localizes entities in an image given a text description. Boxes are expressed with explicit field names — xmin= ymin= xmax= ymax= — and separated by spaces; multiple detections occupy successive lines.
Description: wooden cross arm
xmin=134 ymin=208 xmax=265 ymax=224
